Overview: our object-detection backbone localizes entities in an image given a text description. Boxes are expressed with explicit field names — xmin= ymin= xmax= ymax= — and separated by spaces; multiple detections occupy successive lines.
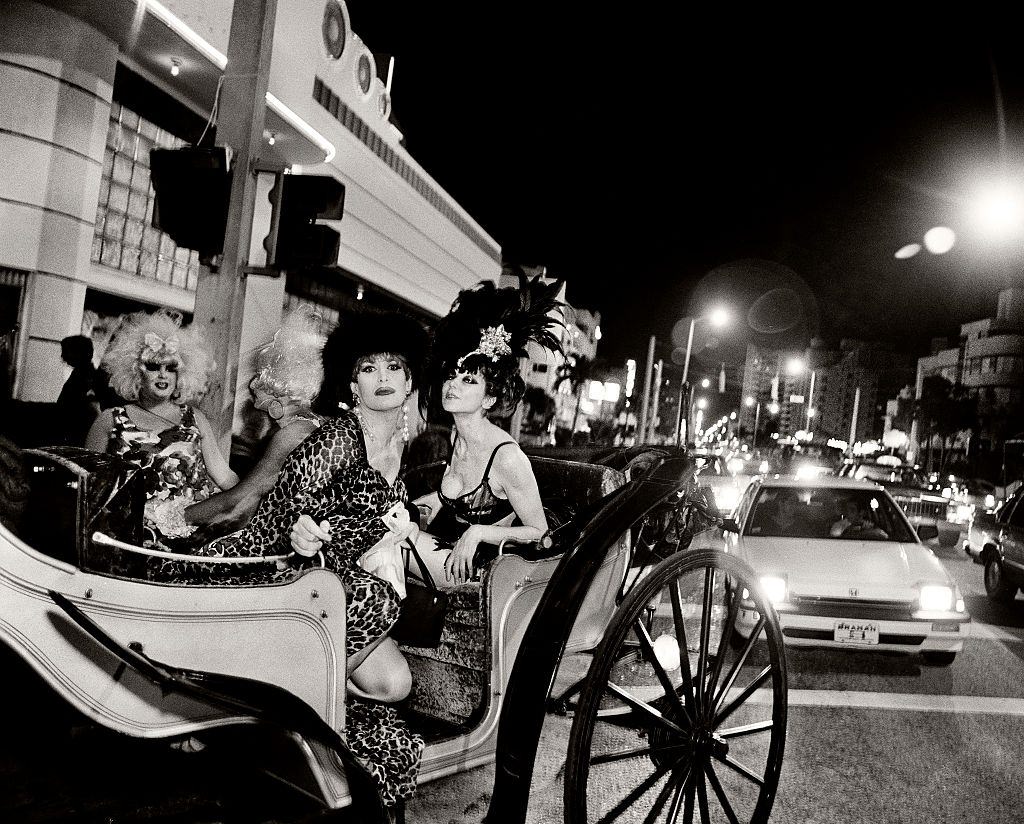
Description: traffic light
xmin=149 ymin=147 xmax=232 ymax=260
xmin=267 ymin=174 xmax=345 ymax=269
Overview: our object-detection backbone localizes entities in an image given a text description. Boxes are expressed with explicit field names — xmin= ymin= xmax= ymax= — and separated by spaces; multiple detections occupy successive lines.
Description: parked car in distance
xmin=704 ymin=476 xmax=970 ymax=665
xmin=964 ymin=484 xmax=1024 ymax=603
xmin=838 ymin=459 xmax=960 ymax=547
xmin=693 ymin=452 xmax=755 ymax=517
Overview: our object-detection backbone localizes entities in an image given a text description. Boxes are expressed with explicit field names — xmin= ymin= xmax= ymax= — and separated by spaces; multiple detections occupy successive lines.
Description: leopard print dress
xmin=147 ymin=411 xmax=423 ymax=807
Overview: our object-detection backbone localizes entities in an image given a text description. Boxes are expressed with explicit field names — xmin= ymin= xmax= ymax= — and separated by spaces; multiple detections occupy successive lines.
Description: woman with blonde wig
xmin=85 ymin=309 xmax=237 ymax=547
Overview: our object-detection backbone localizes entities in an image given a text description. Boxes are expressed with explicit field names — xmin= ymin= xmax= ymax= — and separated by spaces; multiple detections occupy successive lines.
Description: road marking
xmin=968 ymin=623 xmax=1024 ymax=642
xmin=745 ymin=689 xmax=1024 ymax=715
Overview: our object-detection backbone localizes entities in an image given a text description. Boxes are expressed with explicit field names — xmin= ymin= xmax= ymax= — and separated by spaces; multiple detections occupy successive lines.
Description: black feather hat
xmin=421 ymin=274 xmax=565 ymax=418
xmin=315 ymin=310 xmax=428 ymax=413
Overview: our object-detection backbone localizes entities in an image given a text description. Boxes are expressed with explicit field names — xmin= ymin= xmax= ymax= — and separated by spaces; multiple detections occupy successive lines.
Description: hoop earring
xmin=268 ymin=399 xmax=285 ymax=421
xmin=401 ymin=403 xmax=410 ymax=442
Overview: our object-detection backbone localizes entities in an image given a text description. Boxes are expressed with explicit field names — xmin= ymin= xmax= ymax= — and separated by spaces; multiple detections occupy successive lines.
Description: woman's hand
xmin=445 ymin=524 xmax=482 ymax=584
xmin=290 ymin=514 xmax=331 ymax=557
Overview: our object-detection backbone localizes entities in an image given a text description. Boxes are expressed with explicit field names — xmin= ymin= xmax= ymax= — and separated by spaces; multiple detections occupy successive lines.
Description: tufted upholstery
xmin=399 ymin=455 xmax=627 ymax=725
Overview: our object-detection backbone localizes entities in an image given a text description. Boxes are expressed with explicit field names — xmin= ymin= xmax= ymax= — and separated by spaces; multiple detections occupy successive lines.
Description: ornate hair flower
xmin=457 ymin=324 xmax=513 ymax=367
xmin=141 ymin=333 xmax=180 ymax=361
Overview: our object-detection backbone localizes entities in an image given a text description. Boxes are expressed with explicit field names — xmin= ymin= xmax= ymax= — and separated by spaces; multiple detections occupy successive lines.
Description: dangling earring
xmin=268 ymin=399 xmax=285 ymax=421
xmin=401 ymin=403 xmax=410 ymax=442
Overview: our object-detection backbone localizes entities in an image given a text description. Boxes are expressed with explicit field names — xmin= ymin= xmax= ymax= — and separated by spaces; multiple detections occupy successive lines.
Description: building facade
xmin=1 ymin=0 xmax=499 ymax=432
xmin=909 ymin=287 xmax=1024 ymax=467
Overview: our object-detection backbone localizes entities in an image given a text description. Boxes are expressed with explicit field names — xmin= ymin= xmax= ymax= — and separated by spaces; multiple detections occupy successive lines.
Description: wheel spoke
xmin=681 ymin=770 xmax=696 ymax=824
xmin=703 ymin=761 xmax=741 ymax=824
xmin=703 ymin=576 xmax=741 ymax=709
xmin=664 ymin=763 xmax=691 ymax=824
xmin=712 ymin=751 xmax=766 ymax=787
xmin=715 ymin=665 xmax=773 ymax=727
xmin=591 ymin=742 xmax=686 ymax=766
xmin=712 ymin=613 xmax=766 ymax=715
xmin=718 ymin=719 xmax=774 ymax=739
xmin=605 ymin=682 xmax=687 ymax=735
xmin=633 ymin=618 xmax=693 ymax=725
xmin=694 ymin=567 xmax=717 ymax=718
xmin=644 ymin=763 xmax=688 ymax=824
xmin=695 ymin=762 xmax=712 ymax=824
xmin=669 ymin=581 xmax=698 ymax=710
xmin=594 ymin=759 xmax=675 ymax=824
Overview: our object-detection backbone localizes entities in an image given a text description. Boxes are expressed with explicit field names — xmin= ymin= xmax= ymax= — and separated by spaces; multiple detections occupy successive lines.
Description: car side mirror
xmin=722 ymin=517 xmax=740 ymax=534
xmin=916 ymin=523 xmax=938 ymax=541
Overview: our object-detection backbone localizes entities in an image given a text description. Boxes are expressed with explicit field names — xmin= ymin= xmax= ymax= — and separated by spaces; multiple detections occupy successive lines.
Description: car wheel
xmin=922 ymin=651 xmax=956 ymax=666
xmin=984 ymin=557 xmax=1019 ymax=603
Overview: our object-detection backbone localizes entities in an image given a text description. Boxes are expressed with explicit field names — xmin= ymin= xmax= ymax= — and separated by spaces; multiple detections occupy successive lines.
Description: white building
xmin=1 ymin=0 xmax=499 ymax=434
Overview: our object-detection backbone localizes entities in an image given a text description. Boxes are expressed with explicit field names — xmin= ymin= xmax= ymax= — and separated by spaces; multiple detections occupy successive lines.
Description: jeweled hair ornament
xmin=457 ymin=324 xmax=513 ymax=367
xmin=422 ymin=273 xmax=565 ymax=418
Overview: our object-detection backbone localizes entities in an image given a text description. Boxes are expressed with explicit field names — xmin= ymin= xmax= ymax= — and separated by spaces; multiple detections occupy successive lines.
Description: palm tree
xmin=554 ymin=354 xmax=596 ymax=434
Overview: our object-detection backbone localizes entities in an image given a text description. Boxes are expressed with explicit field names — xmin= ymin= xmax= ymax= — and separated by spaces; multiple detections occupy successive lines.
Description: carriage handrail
xmin=91 ymin=530 xmax=301 ymax=565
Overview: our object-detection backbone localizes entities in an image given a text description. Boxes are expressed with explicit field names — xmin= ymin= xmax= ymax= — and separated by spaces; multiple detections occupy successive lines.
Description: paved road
xmin=4 ymin=533 xmax=1024 ymax=823
xmin=408 ymin=537 xmax=1024 ymax=824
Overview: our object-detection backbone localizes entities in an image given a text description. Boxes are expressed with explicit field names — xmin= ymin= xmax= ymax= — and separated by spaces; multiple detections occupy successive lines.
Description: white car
xmin=715 ymin=476 xmax=971 ymax=665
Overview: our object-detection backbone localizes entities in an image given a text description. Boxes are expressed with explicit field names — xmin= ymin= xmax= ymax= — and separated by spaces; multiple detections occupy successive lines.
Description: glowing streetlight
xmin=674 ymin=306 xmax=731 ymax=446
xmin=700 ymin=377 xmax=710 ymax=388
xmin=971 ymin=181 xmax=1024 ymax=241
xmin=786 ymin=357 xmax=805 ymax=375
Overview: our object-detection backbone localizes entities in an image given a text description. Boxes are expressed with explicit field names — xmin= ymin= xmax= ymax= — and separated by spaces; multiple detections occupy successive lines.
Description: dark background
xmin=348 ymin=5 xmax=1024 ymax=366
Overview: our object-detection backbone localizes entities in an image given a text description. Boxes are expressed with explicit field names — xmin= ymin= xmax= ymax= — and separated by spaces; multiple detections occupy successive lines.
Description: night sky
xmin=349 ymin=6 xmax=1024 ymax=368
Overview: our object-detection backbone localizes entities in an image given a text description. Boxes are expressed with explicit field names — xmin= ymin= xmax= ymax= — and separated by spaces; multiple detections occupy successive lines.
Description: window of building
xmin=92 ymin=103 xmax=203 ymax=291
xmin=532 ymin=363 xmax=548 ymax=373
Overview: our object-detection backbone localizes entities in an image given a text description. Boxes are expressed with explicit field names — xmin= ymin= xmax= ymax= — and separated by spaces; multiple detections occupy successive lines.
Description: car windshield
xmin=744 ymin=486 xmax=917 ymax=541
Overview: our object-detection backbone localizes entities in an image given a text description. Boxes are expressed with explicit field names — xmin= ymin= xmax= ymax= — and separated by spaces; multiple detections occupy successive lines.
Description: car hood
xmin=737 ymin=536 xmax=951 ymax=597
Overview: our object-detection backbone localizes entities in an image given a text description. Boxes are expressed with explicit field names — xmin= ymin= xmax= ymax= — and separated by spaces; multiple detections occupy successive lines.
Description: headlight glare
xmin=759 ymin=575 xmax=788 ymax=605
xmin=919 ymin=584 xmax=954 ymax=611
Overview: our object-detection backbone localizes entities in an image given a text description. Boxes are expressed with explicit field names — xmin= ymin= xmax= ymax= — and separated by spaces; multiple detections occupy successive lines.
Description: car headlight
xmin=759 ymin=575 xmax=788 ymax=605
xmin=918 ymin=584 xmax=954 ymax=611
xmin=716 ymin=487 xmax=740 ymax=513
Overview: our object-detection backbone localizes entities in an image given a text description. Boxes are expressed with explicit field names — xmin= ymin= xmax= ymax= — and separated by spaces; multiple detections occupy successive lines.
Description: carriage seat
xmin=399 ymin=455 xmax=627 ymax=725
xmin=18 ymin=446 xmax=147 ymax=572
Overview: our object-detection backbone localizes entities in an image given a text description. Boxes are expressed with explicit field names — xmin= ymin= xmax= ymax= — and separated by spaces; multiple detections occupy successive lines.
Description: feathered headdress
xmin=421 ymin=274 xmax=565 ymax=418
xmin=251 ymin=309 xmax=327 ymax=405
xmin=101 ymin=309 xmax=214 ymax=404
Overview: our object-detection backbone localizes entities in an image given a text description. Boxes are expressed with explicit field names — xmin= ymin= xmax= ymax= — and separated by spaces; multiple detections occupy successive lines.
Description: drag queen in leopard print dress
xmin=150 ymin=311 xmax=429 ymax=810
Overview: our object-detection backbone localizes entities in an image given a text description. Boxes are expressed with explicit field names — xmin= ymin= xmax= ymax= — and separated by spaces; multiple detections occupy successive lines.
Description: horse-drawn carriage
xmin=0 ymin=444 xmax=787 ymax=823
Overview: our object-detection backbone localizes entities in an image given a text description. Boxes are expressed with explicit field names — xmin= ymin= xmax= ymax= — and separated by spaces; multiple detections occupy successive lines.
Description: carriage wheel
xmin=565 ymin=548 xmax=787 ymax=824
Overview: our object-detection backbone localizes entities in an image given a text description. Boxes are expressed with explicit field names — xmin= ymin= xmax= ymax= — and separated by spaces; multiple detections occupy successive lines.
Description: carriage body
xmin=0 ymin=445 xmax=788 ymax=823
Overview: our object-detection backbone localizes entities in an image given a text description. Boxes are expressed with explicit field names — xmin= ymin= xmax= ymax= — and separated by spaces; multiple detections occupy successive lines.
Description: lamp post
xmin=674 ymin=307 xmax=730 ymax=447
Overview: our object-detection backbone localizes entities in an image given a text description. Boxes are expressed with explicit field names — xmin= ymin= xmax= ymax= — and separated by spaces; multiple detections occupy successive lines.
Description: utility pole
xmin=649 ymin=359 xmax=663 ymax=441
xmin=848 ymin=386 xmax=860 ymax=456
xmin=637 ymin=335 xmax=656 ymax=444
xmin=194 ymin=0 xmax=278 ymax=452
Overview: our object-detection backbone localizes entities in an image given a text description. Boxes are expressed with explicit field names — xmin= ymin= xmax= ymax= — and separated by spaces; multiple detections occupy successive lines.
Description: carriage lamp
xmin=652 ymin=634 xmax=681 ymax=672
xmin=918 ymin=584 xmax=955 ymax=612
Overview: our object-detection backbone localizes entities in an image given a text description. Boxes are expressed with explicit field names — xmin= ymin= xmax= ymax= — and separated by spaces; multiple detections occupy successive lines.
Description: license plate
xmin=834 ymin=620 xmax=879 ymax=645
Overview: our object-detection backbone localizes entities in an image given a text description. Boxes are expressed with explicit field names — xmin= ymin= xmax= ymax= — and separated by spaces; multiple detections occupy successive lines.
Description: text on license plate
xmin=834 ymin=620 xmax=879 ymax=645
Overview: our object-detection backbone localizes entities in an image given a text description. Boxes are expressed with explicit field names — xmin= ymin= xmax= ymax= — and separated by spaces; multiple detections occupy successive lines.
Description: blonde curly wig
xmin=101 ymin=309 xmax=214 ymax=404
xmin=250 ymin=309 xmax=326 ymax=405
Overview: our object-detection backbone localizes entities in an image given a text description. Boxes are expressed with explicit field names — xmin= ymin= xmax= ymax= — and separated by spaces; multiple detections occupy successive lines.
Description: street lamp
xmin=674 ymin=307 xmax=730 ymax=446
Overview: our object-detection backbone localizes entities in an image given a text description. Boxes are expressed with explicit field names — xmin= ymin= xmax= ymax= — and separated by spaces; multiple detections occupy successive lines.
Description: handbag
xmin=390 ymin=538 xmax=449 ymax=648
